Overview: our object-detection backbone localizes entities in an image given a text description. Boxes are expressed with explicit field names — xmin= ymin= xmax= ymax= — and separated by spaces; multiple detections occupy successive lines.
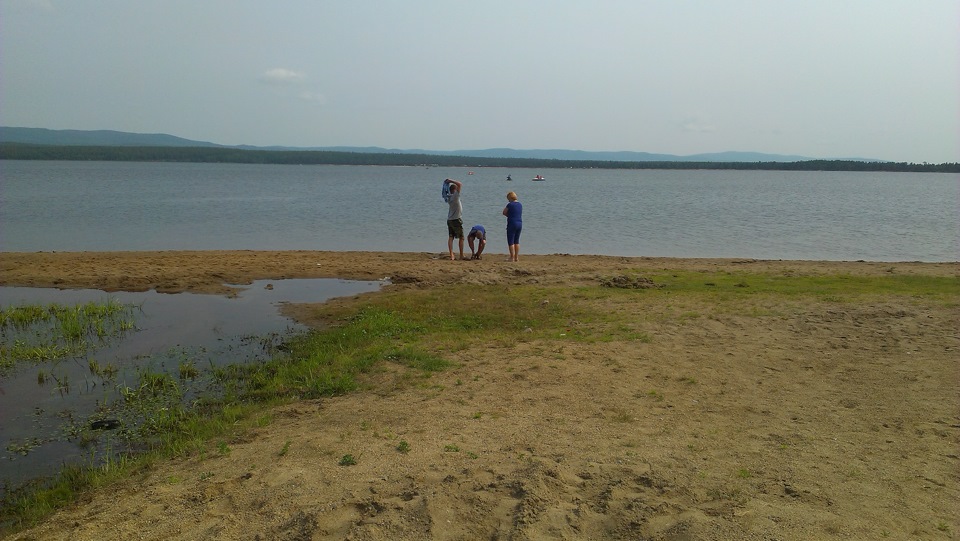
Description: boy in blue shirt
xmin=467 ymin=225 xmax=486 ymax=260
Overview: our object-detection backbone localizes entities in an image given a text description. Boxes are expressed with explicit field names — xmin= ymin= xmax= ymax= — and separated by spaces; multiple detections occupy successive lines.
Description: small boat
xmin=506 ymin=175 xmax=512 ymax=181
xmin=532 ymin=175 xmax=546 ymax=181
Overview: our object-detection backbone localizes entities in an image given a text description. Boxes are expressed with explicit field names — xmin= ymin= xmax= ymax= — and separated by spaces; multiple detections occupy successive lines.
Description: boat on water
xmin=532 ymin=175 xmax=546 ymax=181
xmin=506 ymin=174 xmax=512 ymax=181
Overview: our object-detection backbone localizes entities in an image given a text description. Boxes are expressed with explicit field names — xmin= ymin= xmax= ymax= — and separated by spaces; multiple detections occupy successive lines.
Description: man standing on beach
xmin=444 ymin=178 xmax=465 ymax=260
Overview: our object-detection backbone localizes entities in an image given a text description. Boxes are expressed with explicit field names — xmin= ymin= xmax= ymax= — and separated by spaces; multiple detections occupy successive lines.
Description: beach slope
xmin=1 ymin=251 xmax=957 ymax=540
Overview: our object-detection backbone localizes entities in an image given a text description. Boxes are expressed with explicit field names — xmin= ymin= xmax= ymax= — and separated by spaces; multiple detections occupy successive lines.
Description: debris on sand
xmin=599 ymin=275 xmax=663 ymax=289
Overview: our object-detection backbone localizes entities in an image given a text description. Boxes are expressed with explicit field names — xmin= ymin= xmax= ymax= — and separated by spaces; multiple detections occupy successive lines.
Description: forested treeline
xmin=1 ymin=143 xmax=957 ymax=173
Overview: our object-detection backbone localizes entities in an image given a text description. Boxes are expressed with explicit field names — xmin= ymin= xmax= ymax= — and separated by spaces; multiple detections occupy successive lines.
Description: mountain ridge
xmin=0 ymin=126 xmax=882 ymax=163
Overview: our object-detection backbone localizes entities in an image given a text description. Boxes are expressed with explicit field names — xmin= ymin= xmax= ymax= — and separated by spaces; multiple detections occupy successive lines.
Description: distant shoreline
xmin=1 ymin=143 xmax=957 ymax=173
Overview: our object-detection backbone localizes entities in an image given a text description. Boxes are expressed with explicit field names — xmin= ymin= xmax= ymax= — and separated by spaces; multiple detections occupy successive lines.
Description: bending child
xmin=467 ymin=225 xmax=486 ymax=260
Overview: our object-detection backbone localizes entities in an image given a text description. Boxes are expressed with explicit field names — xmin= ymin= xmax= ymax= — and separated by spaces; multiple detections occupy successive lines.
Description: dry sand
xmin=1 ymin=251 xmax=958 ymax=540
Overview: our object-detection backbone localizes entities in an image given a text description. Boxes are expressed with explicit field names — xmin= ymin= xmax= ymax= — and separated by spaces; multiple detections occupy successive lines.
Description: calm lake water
xmin=1 ymin=160 xmax=956 ymax=261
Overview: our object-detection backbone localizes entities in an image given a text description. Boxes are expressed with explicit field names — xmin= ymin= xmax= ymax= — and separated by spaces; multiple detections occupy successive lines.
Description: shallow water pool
xmin=0 ymin=278 xmax=382 ymax=493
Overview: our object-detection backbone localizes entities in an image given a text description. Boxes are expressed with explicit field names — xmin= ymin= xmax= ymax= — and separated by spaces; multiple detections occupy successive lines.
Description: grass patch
xmin=642 ymin=271 xmax=958 ymax=301
xmin=580 ymin=270 xmax=959 ymax=336
xmin=0 ymin=299 xmax=139 ymax=374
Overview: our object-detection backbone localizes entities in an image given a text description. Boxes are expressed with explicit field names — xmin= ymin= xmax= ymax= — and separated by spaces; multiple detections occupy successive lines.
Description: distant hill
xmin=1 ymin=126 xmax=853 ymax=163
xmin=0 ymin=127 xmax=224 ymax=148
xmin=5 ymin=128 xmax=954 ymax=171
xmin=306 ymin=146 xmax=822 ymax=163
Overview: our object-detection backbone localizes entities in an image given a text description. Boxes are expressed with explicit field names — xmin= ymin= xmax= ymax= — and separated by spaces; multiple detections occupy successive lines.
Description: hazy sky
xmin=2 ymin=1 xmax=957 ymax=162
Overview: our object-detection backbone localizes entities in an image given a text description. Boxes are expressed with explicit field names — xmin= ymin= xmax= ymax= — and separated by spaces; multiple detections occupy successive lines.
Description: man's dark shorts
xmin=447 ymin=218 xmax=464 ymax=239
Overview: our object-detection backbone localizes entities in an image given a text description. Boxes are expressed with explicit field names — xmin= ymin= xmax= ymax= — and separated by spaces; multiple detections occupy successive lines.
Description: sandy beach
xmin=1 ymin=251 xmax=957 ymax=540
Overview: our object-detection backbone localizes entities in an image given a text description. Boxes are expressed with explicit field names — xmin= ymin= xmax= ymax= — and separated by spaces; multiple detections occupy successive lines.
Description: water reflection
xmin=0 ymin=278 xmax=382 ymax=493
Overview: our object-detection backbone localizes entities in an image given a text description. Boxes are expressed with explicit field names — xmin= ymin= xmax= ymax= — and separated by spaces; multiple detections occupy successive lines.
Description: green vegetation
xmin=2 ymin=272 xmax=956 ymax=532
xmin=0 ymin=300 xmax=138 ymax=374
xmin=603 ymin=270 xmax=958 ymax=302
xmin=1 ymin=142 xmax=957 ymax=172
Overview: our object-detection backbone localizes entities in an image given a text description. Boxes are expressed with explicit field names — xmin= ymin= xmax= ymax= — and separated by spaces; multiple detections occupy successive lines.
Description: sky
xmin=1 ymin=0 xmax=958 ymax=163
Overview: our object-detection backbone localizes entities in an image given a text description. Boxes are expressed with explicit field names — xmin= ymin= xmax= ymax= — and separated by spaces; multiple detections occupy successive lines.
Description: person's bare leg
xmin=468 ymin=237 xmax=476 ymax=259
xmin=513 ymin=244 xmax=519 ymax=262
xmin=458 ymin=237 xmax=465 ymax=260
xmin=448 ymin=237 xmax=455 ymax=260
xmin=476 ymin=240 xmax=485 ymax=259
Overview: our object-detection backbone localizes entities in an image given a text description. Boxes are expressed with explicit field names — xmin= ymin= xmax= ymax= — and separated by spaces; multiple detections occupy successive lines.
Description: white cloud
xmin=297 ymin=91 xmax=326 ymax=103
xmin=681 ymin=116 xmax=717 ymax=134
xmin=259 ymin=68 xmax=306 ymax=85
xmin=255 ymin=68 xmax=324 ymax=104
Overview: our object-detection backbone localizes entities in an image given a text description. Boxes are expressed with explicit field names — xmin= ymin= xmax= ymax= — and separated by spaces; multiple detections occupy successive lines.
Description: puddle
xmin=0 ymin=278 xmax=382 ymax=493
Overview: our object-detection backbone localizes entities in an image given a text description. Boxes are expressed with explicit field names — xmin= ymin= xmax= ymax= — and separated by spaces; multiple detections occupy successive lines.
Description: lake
xmin=1 ymin=160 xmax=956 ymax=261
